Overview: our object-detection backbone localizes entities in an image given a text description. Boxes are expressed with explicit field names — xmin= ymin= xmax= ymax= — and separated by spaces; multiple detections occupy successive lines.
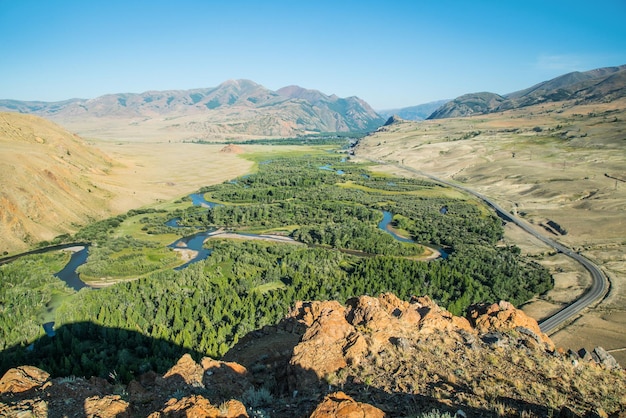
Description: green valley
xmin=0 ymin=150 xmax=552 ymax=382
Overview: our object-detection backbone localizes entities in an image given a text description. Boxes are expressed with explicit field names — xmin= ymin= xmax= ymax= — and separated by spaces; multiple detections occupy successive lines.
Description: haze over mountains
xmin=428 ymin=64 xmax=626 ymax=119
xmin=377 ymin=99 xmax=449 ymax=121
xmin=0 ymin=80 xmax=384 ymax=141
xmin=3 ymin=66 xmax=625 ymax=139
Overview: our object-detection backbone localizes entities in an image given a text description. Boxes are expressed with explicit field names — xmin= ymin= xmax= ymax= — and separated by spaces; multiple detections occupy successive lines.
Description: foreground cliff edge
xmin=1 ymin=294 xmax=624 ymax=417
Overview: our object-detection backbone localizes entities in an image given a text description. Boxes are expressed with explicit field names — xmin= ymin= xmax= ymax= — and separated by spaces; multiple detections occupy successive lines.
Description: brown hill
xmin=0 ymin=112 xmax=113 ymax=253
xmin=428 ymin=64 xmax=626 ymax=119
xmin=0 ymin=80 xmax=385 ymax=141
xmin=2 ymin=294 xmax=623 ymax=417
xmin=220 ymin=144 xmax=245 ymax=154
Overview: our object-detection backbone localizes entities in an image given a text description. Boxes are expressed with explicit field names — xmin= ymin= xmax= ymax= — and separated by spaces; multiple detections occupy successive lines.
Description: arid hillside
xmin=0 ymin=113 xmax=256 ymax=254
xmin=354 ymin=97 xmax=626 ymax=365
xmin=428 ymin=65 xmax=626 ymax=119
xmin=0 ymin=113 xmax=113 ymax=253
xmin=1 ymin=294 xmax=624 ymax=417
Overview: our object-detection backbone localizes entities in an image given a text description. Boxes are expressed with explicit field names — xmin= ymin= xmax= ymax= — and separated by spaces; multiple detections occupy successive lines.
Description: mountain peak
xmin=383 ymin=114 xmax=405 ymax=126
xmin=276 ymin=85 xmax=329 ymax=103
xmin=0 ymin=81 xmax=385 ymax=139
xmin=428 ymin=64 xmax=626 ymax=119
xmin=217 ymin=79 xmax=261 ymax=89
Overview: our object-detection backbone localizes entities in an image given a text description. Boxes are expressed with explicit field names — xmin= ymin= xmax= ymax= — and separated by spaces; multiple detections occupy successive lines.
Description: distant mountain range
xmin=0 ymin=80 xmax=385 ymax=140
xmin=428 ymin=65 xmax=626 ymax=119
xmin=377 ymin=99 xmax=449 ymax=121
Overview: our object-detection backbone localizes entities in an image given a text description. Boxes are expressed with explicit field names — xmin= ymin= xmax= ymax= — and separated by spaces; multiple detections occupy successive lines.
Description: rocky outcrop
xmin=467 ymin=300 xmax=555 ymax=351
xmin=158 ymin=353 xmax=252 ymax=400
xmin=148 ymin=396 xmax=248 ymax=418
xmin=382 ymin=115 xmax=404 ymax=126
xmin=220 ymin=144 xmax=245 ymax=154
xmin=0 ymin=366 xmax=49 ymax=394
xmin=309 ymin=392 xmax=385 ymax=418
xmin=1 ymin=294 xmax=624 ymax=417
xmin=84 ymin=395 xmax=130 ymax=418
xmin=288 ymin=294 xmax=478 ymax=392
xmin=162 ymin=353 xmax=205 ymax=387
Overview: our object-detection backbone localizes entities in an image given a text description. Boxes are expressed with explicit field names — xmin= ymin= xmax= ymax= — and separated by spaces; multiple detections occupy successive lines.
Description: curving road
xmin=367 ymin=159 xmax=608 ymax=334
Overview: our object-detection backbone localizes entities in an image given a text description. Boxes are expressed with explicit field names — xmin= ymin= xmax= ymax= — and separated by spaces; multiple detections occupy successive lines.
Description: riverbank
xmin=206 ymin=229 xmax=305 ymax=245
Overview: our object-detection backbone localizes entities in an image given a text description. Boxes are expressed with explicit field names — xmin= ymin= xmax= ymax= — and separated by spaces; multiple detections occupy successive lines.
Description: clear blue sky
xmin=1 ymin=0 xmax=625 ymax=109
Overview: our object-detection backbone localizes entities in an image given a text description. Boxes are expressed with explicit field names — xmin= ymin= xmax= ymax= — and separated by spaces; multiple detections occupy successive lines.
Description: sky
xmin=1 ymin=0 xmax=625 ymax=109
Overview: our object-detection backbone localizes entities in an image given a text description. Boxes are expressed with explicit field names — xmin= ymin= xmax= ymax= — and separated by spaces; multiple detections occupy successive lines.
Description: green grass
xmin=254 ymin=281 xmax=286 ymax=294
xmin=40 ymin=291 xmax=73 ymax=323
xmin=78 ymin=246 xmax=182 ymax=282
xmin=242 ymin=146 xmax=334 ymax=164
xmin=115 ymin=213 xmax=180 ymax=246
xmin=337 ymin=180 xmax=465 ymax=198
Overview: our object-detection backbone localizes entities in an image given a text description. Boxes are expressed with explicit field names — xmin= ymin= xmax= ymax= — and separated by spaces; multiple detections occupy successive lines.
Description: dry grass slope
xmin=0 ymin=113 xmax=257 ymax=254
xmin=0 ymin=112 xmax=113 ymax=253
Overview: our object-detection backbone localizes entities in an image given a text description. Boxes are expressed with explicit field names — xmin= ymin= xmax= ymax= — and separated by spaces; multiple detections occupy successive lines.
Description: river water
xmin=41 ymin=194 xmax=446 ymax=335
xmin=54 ymin=246 xmax=89 ymax=291
xmin=52 ymin=195 xmax=446 ymax=289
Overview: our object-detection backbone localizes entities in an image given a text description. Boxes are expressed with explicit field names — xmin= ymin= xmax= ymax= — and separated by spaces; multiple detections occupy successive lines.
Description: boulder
xmin=84 ymin=395 xmax=130 ymax=418
xmin=592 ymin=347 xmax=621 ymax=370
xmin=309 ymin=391 xmax=385 ymax=418
xmin=413 ymin=295 xmax=473 ymax=334
xmin=162 ymin=354 xmax=204 ymax=388
xmin=201 ymin=358 xmax=251 ymax=398
xmin=148 ymin=395 xmax=248 ymax=417
xmin=467 ymin=301 xmax=555 ymax=351
xmin=289 ymin=304 xmax=358 ymax=389
xmin=0 ymin=366 xmax=49 ymax=394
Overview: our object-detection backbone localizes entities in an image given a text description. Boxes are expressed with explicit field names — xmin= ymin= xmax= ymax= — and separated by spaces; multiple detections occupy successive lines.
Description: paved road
xmin=369 ymin=159 xmax=608 ymax=334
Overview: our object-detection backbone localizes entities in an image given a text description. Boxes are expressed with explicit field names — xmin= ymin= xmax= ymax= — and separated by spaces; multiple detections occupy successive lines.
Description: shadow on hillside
xmin=1 ymin=321 xmax=568 ymax=417
xmin=0 ymin=321 xmax=206 ymax=382
xmin=222 ymin=325 xmax=570 ymax=418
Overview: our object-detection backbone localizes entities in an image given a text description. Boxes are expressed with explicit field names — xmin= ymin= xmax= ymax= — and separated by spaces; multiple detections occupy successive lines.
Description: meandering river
xmin=8 ymin=192 xmax=446 ymax=335
xmin=53 ymin=194 xmax=447 ymax=288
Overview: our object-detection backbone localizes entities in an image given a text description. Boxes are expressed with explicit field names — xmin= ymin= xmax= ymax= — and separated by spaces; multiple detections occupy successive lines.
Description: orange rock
xmin=0 ymin=365 xmax=49 ymax=394
xmin=290 ymin=307 xmax=355 ymax=386
xmin=201 ymin=358 xmax=248 ymax=376
xmin=200 ymin=358 xmax=251 ymax=398
xmin=289 ymin=300 xmax=346 ymax=327
xmin=467 ymin=301 xmax=555 ymax=351
xmin=150 ymin=395 xmax=248 ymax=418
xmin=163 ymin=354 xmax=204 ymax=387
xmin=128 ymin=379 xmax=153 ymax=404
xmin=309 ymin=391 xmax=385 ymax=418
xmin=346 ymin=295 xmax=391 ymax=329
xmin=84 ymin=395 xmax=130 ymax=418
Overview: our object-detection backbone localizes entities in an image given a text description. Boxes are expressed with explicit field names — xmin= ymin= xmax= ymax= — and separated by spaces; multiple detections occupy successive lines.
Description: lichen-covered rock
xmin=201 ymin=358 xmax=251 ymax=398
xmin=309 ymin=391 xmax=385 ymax=418
xmin=592 ymin=347 xmax=621 ymax=370
xmin=162 ymin=354 xmax=204 ymax=388
xmin=0 ymin=366 xmax=49 ymax=394
xmin=84 ymin=395 xmax=130 ymax=418
xmin=149 ymin=395 xmax=248 ymax=418
xmin=467 ymin=300 xmax=555 ymax=351
xmin=289 ymin=303 xmax=358 ymax=389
